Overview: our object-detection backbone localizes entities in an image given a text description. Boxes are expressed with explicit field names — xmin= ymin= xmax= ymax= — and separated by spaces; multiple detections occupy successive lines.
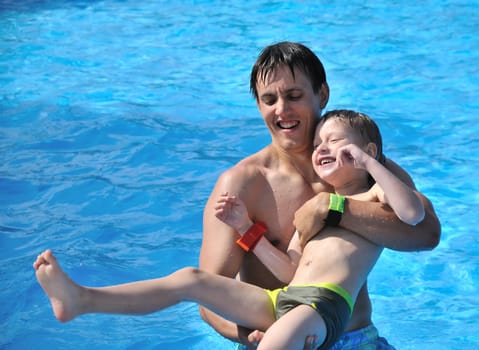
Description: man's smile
xmin=277 ymin=120 xmax=300 ymax=129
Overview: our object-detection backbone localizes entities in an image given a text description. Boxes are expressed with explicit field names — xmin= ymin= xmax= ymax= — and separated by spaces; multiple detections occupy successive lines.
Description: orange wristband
xmin=236 ymin=222 xmax=267 ymax=252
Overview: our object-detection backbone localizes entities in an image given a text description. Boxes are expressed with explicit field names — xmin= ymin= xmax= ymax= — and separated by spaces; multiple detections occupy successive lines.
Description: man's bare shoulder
xmin=218 ymin=147 xmax=272 ymax=188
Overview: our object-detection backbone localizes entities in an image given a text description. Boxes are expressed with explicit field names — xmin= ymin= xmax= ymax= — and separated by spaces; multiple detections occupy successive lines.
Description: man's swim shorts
xmin=235 ymin=324 xmax=396 ymax=350
xmin=330 ymin=324 xmax=396 ymax=349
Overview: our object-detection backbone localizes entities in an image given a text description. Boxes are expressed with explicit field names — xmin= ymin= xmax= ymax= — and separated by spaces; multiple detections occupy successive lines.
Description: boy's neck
xmin=334 ymin=180 xmax=370 ymax=197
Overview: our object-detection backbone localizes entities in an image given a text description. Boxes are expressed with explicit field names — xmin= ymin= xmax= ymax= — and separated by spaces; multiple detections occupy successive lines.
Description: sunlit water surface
xmin=1 ymin=1 xmax=478 ymax=349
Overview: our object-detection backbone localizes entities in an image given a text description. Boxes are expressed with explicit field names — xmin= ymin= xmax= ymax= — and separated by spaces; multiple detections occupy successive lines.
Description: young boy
xmin=33 ymin=110 xmax=424 ymax=350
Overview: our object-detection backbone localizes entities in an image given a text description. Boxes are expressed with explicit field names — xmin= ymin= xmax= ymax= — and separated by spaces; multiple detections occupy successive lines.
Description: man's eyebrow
xmin=259 ymin=92 xmax=275 ymax=100
xmin=283 ymin=87 xmax=303 ymax=94
xmin=260 ymin=87 xmax=302 ymax=98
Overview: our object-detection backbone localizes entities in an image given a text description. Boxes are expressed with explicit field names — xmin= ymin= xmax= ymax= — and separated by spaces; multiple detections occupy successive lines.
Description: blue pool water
xmin=1 ymin=0 xmax=478 ymax=349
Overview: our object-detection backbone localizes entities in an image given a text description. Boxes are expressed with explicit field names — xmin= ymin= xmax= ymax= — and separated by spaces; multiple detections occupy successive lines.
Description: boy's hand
xmin=336 ymin=143 xmax=370 ymax=170
xmin=214 ymin=192 xmax=253 ymax=234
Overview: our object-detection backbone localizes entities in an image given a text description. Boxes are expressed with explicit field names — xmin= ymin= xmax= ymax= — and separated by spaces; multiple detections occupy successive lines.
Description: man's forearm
xmin=199 ymin=305 xmax=254 ymax=344
xmin=341 ymin=194 xmax=440 ymax=251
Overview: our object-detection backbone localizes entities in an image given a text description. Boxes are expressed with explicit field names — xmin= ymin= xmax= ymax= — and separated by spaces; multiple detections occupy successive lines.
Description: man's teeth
xmin=278 ymin=121 xmax=299 ymax=129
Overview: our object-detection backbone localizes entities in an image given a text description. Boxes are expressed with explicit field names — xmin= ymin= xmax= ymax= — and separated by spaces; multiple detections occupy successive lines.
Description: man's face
xmin=255 ymin=65 xmax=328 ymax=154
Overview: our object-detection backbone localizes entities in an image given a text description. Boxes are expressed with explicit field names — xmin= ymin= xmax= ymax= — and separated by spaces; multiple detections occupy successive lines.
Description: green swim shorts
xmin=265 ymin=283 xmax=353 ymax=350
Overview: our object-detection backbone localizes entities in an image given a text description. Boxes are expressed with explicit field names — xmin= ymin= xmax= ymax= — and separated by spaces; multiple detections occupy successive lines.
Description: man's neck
xmin=276 ymin=147 xmax=317 ymax=182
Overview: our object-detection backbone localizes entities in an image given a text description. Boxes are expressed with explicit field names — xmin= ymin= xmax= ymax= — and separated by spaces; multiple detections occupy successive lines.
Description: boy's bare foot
xmin=33 ymin=249 xmax=83 ymax=322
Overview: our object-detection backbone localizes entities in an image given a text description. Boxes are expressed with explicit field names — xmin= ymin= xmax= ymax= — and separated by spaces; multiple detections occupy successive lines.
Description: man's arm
xmin=341 ymin=192 xmax=440 ymax=250
xmin=198 ymin=169 xmax=258 ymax=346
xmin=294 ymin=159 xmax=440 ymax=251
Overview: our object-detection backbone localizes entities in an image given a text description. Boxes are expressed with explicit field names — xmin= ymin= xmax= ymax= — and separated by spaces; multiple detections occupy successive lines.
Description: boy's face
xmin=311 ymin=118 xmax=365 ymax=182
xmin=255 ymin=65 xmax=328 ymax=154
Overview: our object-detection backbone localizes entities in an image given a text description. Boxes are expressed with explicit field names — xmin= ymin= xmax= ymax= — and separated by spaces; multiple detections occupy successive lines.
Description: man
xmin=199 ymin=41 xmax=440 ymax=349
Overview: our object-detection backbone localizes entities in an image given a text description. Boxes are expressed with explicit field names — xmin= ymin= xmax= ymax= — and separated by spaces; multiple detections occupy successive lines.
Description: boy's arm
xmin=367 ymin=163 xmax=424 ymax=226
xmin=340 ymin=144 xmax=425 ymax=225
xmin=294 ymin=159 xmax=440 ymax=251
xmin=215 ymin=193 xmax=301 ymax=284
xmin=251 ymin=230 xmax=302 ymax=283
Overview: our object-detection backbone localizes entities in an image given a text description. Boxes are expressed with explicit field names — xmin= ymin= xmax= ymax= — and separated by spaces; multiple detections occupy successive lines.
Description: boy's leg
xmin=257 ymin=304 xmax=326 ymax=350
xmin=180 ymin=268 xmax=276 ymax=330
xmin=34 ymin=250 xmax=275 ymax=331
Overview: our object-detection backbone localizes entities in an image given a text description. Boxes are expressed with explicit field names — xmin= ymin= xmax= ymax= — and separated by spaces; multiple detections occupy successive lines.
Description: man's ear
xmin=319 ymin=83 xmax=330 ymax=109
xmin=366 ymin=142 xmax=378 ymax=159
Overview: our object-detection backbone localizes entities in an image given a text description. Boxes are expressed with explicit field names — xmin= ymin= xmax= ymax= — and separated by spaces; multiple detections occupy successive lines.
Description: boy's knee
xmin=174 ymin=266 xmax=204 ymax=282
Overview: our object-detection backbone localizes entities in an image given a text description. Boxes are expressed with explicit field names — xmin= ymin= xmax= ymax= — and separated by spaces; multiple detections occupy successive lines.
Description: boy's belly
xmin=290 ymin=227 xmax=383 ymax=301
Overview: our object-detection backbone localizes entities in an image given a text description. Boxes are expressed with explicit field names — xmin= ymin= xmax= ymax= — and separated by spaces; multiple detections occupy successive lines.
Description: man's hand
xmin=245 ymin=330 xmax=263 ymax=349
xmin=243 ymin=329 xmax=319 ymax=349
xmin=293 ymin=192 xmax=331 ymax=246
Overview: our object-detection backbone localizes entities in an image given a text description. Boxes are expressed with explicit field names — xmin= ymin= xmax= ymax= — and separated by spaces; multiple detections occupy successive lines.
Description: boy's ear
xmin=366 ymin=142 xmax=378 ymax=158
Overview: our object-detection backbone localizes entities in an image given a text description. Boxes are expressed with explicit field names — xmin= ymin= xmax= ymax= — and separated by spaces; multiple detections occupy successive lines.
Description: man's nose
xmin=275 ymin=97 xmax=289 ymax=116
